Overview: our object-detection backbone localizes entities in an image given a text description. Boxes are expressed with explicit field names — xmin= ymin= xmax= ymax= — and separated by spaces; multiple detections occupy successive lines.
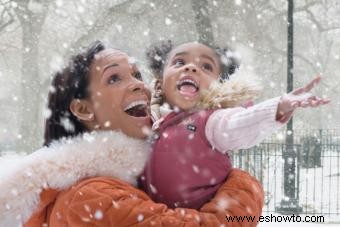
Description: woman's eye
xmin=173 ymin=59 xmax=185 ymax=67
xmin=107 ymin=74 xmax=120 ymax=84
xmin=134 ymin=71 xmax=143 ymax=81
xmin=202 ymin=63 xmax=213 ymax=71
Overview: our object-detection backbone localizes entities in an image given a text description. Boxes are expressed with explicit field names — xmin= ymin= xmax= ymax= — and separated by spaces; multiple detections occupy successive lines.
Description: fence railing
xmin=231 ymin=129 xmax=340 ymax=221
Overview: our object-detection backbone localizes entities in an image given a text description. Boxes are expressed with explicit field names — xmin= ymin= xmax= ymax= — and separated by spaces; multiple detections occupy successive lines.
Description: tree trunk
xmin=191 ymin=0 xmax=214 ymax=45
xmin=18 ymin=23 xmax=42 ymax=151
xmin=14 ymin=0 xmax=51 ymax=151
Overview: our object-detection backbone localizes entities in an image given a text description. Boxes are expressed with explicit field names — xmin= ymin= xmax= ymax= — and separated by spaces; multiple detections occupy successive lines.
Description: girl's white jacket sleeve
xmin=205 ymin=97 xmax=287 ymax=153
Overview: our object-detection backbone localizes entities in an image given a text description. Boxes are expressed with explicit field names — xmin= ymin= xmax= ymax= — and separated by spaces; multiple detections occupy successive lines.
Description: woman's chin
xmin=125 ymin=115 xmax=152 ymax=138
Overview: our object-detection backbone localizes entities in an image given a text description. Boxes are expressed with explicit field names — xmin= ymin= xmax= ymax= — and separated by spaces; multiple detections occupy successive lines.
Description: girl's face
xmin=86 ymin=49 xmax=151 ymax=139
xmin=162 ymin=42 xmax=221 ymax=111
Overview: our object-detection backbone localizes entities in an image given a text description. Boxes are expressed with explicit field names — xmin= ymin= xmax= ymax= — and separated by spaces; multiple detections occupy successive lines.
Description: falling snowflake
xmin=180 ymin=209 xmax=186 ymax=216
xmin=104 ymin=121 xmax=111 ymax=127
xmin=77 ymin=5 xmax=85 ymax=13
xmin=43 ymin=108 xmax=52 ymax=119
xmin=83 ymin=204 xmax=91 ymax=213
xmin=210 ymin=178 xmax=217 ymax=184
xmin=55 ymin=0 xmax=63 ymax=7
xmin=112 ymin=200 xmax=120 ymax=209
xmin=115 ymin=24 xmax=123 ymax=33
xmin=94 ymin=210 xmax=103 ymax=220
xmin=149 ymin=184 xmax=158 ymax=194
xmin=143 ymin=29 xmax=150 ymax=36
xmin=192 ymin=165 xmax=200 ymax=173
xmin=11 ymin=2 xmax=18 ymax=8
xmin=165 ymin=17 xmax=172 ymax=25
xmin=137 ymin=214 xmax=144 ymax=222
xmin=235 ymin=0 xmax=242 ymax=5
xmin=60 ymin=117 xmax=75 ymax=132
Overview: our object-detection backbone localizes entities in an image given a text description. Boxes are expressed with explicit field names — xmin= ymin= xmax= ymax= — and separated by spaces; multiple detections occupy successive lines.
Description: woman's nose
xmin=128 ymin=79 xmax=144 ymax=92
xmin=128 ymin=78 xmax=150 ymax=96
xmin=184 ymin=63 xmax=198 ymax=73
xmin=128 ymin=80 xmax=151 ymax=99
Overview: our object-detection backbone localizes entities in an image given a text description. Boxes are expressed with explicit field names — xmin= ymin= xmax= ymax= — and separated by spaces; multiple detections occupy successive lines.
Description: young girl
xmin=140 ymin=40 xmax=330 ymax=209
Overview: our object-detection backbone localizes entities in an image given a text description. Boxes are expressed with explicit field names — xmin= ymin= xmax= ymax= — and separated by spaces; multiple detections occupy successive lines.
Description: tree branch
xmin=0 ymin=1 xmax=15 ymax=32
xmin=66 ymin=0 xmax=139 ymax=56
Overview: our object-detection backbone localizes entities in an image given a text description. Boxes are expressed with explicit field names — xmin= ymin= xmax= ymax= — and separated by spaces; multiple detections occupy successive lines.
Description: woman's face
xmin=85 ymin=49 xmax=151 ymax=139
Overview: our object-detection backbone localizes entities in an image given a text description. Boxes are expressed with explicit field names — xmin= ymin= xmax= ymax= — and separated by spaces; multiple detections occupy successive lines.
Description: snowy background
xmin=0 ymin=0 xmax=339 ymax=152
xmin=0 ymin=0 xmax=339 ymax=225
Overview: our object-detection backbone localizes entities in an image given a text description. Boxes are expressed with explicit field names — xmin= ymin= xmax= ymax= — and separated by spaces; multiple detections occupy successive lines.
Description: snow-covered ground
xmin=233 ymin=146 xmax=340 ymax=224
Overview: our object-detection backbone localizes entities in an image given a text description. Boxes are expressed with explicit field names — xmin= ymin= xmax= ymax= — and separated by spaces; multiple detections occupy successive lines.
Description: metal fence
xmin=231 ymin=129 xmax=340 ymax=221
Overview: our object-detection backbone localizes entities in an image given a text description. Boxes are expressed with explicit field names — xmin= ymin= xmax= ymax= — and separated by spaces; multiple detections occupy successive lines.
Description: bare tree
xmin=191 ymin=0 xmax=214 ymax=44
xmin=12 ymin=0 xmax=53 ymax=150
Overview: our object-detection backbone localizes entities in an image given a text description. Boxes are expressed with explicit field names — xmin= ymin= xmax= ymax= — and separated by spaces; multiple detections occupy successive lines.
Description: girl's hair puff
xmin=146 ymin=40 xmax=240 ymax=81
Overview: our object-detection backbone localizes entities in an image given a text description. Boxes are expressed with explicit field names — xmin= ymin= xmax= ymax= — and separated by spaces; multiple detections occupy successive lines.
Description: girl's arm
xmin=206 ymin=76 xmax=329 ymax=153
xmin=206 ymin=97 xmax=286 ymax=152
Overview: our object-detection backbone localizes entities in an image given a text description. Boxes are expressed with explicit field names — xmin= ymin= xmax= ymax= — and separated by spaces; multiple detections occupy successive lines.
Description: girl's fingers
xmin=310 ymin=100 xmax=320 ymax=107
xmin=291 ymin=87 xmax=305 ymax=95
xmin=303 ymin=76 xmax=321 ymax=92
xmin=321 ymin=99 xmax=331 ymax=104
xmin=300 ymin=99 xmax=330 ymax=108
xmin=291 ymin=101 xmax=299 ymax=108
xmin=292 ymin=76 xmax=321 ymax=95
xmin=300 ymin=101 xmax=309 ymax=107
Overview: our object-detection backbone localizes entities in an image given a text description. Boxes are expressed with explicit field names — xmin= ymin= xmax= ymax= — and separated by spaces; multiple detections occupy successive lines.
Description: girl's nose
xmin=184 ymin=63 xmax=197 ymax=73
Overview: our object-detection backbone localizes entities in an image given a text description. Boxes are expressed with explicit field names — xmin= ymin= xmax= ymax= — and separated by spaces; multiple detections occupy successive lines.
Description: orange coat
xmin=0 ymin=131 xmax=263 ymax=226
xmin=26 ymin=169 xmax=263 ymax=227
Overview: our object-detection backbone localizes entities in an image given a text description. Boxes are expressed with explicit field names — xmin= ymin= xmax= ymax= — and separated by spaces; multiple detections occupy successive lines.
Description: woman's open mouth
xmin=124 ymin=100 xmax=148 ymax=117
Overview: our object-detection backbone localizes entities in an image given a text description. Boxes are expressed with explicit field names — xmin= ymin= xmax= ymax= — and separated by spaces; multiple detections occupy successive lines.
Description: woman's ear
xmin=69 ymin=99 xmax=94 ymax=122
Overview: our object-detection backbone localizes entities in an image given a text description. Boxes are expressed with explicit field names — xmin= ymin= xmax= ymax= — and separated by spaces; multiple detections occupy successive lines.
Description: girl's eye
xmin=134 ymin=71 xmax=143 ymax=81
xmin=173 ymin=59 xmax=185 ymax=67
xmin=202 ymin=63 xmax=213 ymax=71
xmin=107 ymin=74 xmax=120 ymax=84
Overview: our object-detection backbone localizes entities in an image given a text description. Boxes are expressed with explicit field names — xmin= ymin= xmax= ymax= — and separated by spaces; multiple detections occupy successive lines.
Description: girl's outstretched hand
xmin=276 ymin=76 xmax=330 ymax=121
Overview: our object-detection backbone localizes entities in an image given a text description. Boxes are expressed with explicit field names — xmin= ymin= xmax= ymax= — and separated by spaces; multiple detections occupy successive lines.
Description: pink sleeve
xmin=205 ymin=97 xmax=287 ymax=152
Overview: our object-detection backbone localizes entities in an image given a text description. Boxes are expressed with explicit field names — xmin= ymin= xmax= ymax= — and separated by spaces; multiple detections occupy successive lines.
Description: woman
xmin=0 ymin=41 xmax=264 ymax=226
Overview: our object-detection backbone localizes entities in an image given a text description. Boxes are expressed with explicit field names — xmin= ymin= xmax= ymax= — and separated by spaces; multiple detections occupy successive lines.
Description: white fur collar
xmin=0 ymin=130 xmax=150 ymax=226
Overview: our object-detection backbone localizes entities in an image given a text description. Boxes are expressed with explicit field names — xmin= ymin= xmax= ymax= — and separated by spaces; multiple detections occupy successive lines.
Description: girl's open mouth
xmin=177 ymin=79 xmax=199 ymax=97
